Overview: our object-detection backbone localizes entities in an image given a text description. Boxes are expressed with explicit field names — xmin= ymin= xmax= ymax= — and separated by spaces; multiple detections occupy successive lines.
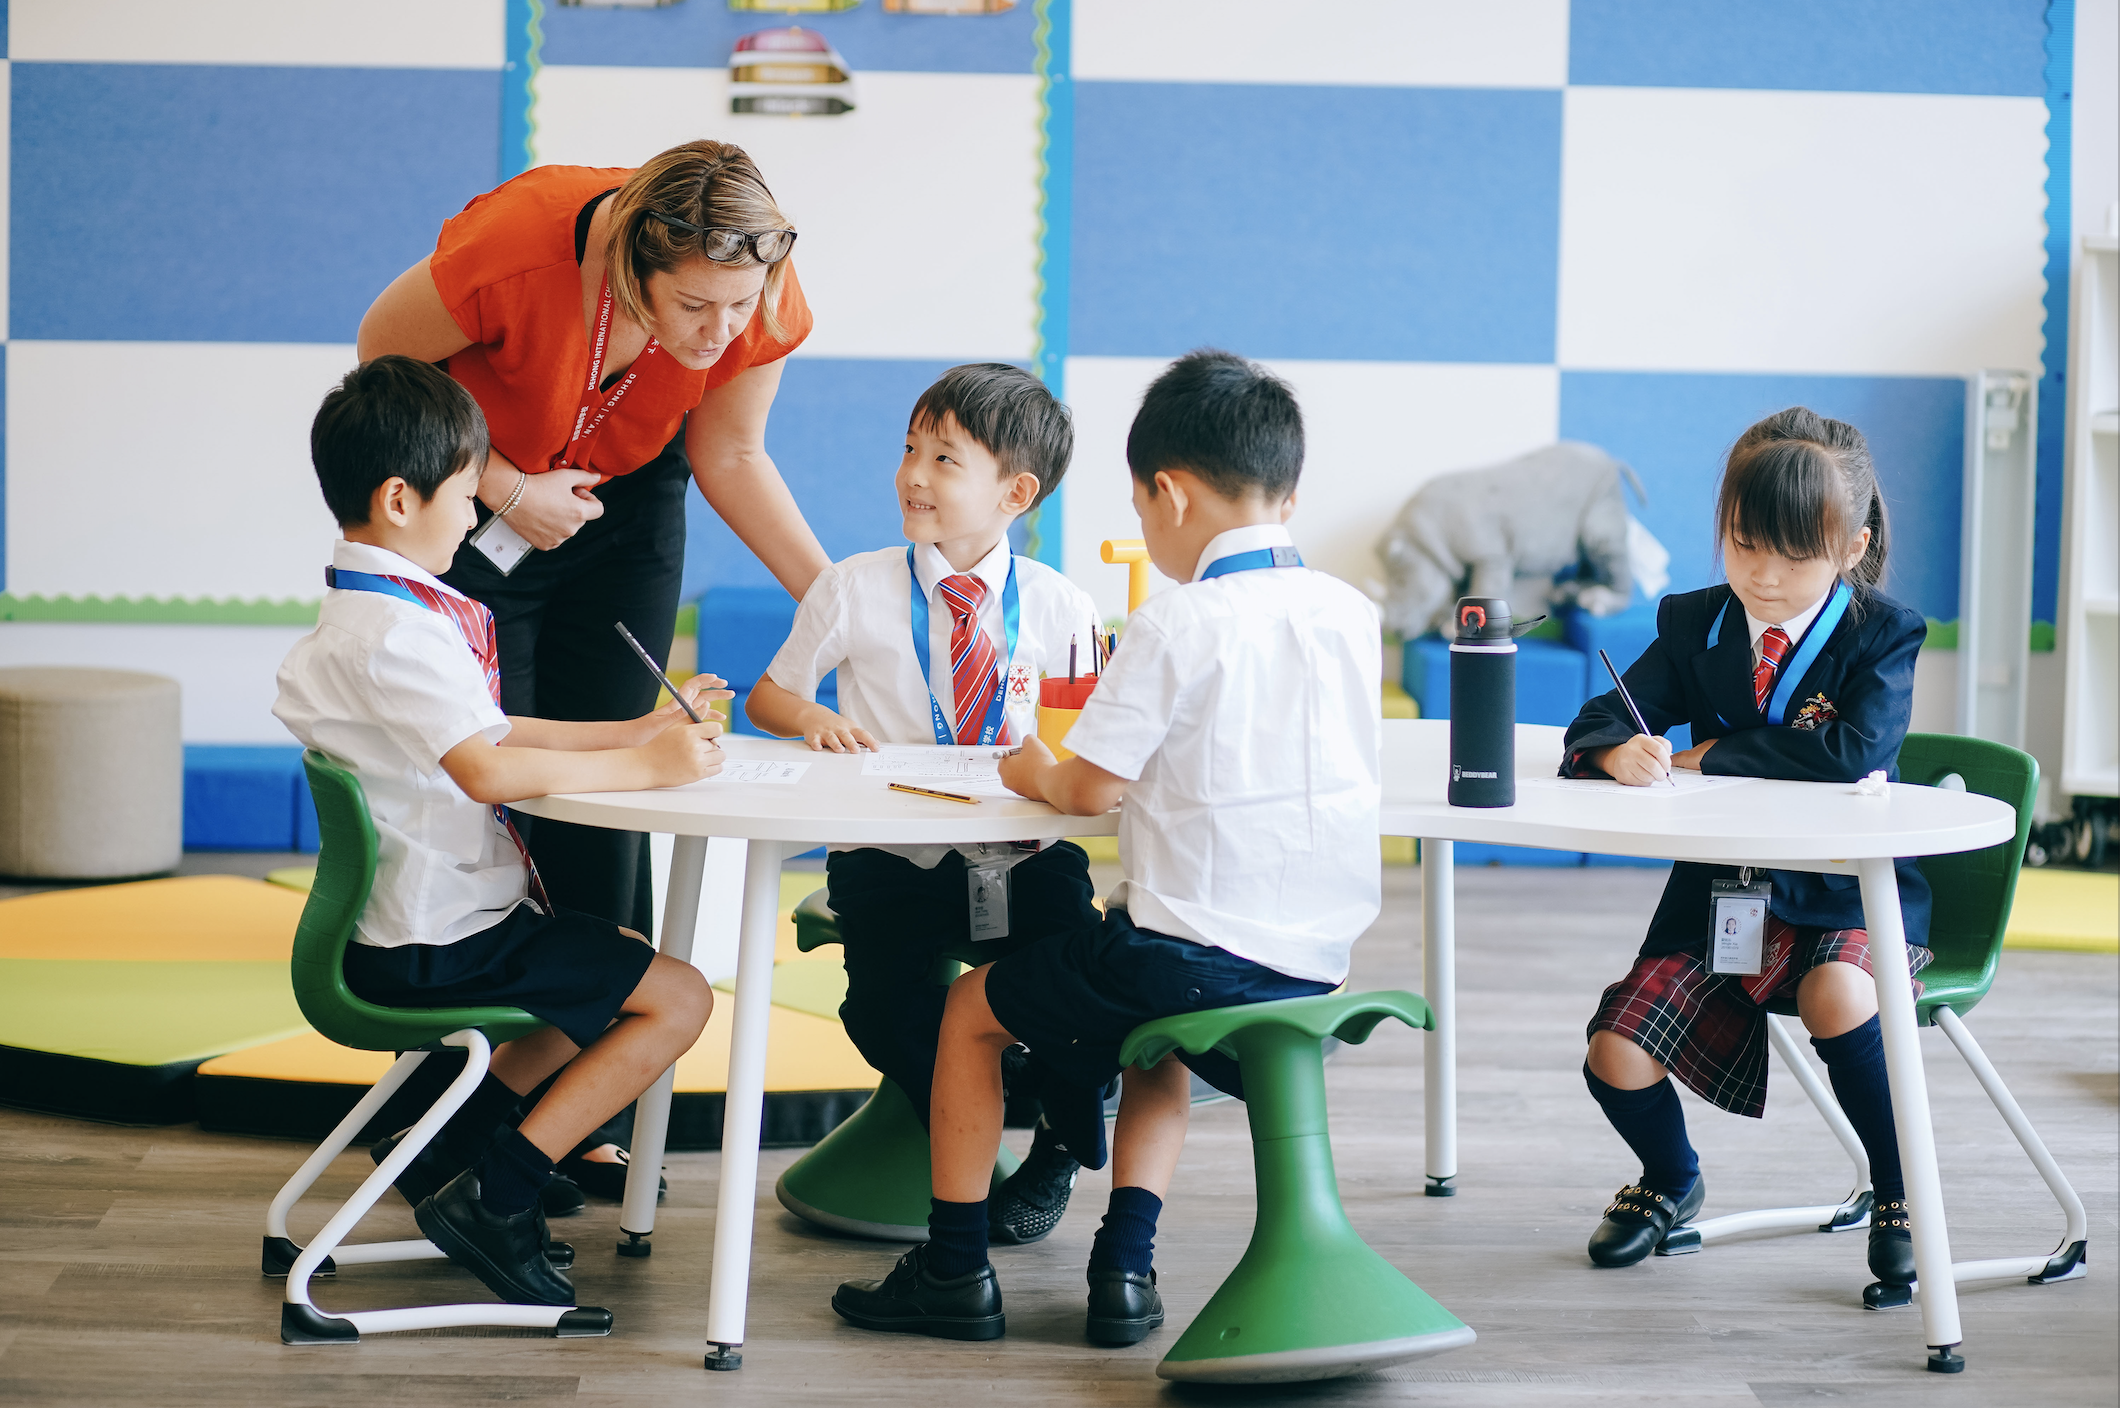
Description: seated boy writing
xmin=831 ymin=349 xmax=1384 ymax=1345
xmin=275 ymin=356 xmax=723 ymax=1309
xmin=747 ymin=362 xmax=1108 ymax=1243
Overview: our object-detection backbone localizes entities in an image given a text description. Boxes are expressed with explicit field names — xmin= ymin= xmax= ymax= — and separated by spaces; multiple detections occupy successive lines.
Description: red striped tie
xmin=1754 ymin=625 xmax=1792 ymax=712
xmin=939 ymin=573 xmax=1006 ymax=745
xmin=381 ymin=574 xmax=550 ymax=909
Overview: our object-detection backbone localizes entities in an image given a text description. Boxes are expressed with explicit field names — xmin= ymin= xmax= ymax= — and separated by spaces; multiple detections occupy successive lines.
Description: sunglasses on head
xmin=646 ymin=209 xmax=797 ymax=265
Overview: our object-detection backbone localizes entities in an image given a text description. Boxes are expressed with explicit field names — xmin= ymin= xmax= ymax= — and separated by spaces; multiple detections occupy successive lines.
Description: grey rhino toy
xmin=1377 ymin=441 xmax=1648 ymax=640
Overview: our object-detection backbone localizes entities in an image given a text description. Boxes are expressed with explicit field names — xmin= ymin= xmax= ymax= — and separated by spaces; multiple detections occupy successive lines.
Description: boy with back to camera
xmin=746 ymin=362 xmax=1110 ymax=1243
xmin=831 ymin=349 xmax=1384 ymax=1346
xmin=275 ymin=356 xmax=724 ymax=1311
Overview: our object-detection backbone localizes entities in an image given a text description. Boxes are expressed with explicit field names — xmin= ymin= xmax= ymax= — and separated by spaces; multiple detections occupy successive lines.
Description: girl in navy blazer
xmin=1562 ymin=407 xmax=1929 ymax=1290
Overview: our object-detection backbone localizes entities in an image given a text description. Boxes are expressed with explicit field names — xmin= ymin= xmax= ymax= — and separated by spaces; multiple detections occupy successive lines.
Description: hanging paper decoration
xmin=882 ymin=0 xmax=1013 ymax=10
xmin=730 ymin=26 xmax=857 ymax=115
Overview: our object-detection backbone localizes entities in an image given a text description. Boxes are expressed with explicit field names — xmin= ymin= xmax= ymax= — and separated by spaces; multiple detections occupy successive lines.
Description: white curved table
xmin=1381 ymin=719 xmax=2017 ymax=1369
xmin=513 ymin=735 xmax=1117 ymax=1370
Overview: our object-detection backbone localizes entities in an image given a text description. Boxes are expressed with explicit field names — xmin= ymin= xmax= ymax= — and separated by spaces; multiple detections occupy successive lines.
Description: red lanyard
xmin=553 ymin=276 xmax=660 ymax=472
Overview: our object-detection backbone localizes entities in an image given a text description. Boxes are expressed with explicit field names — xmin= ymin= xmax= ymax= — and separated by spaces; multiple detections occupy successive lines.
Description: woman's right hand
xmin=488 ymin=466 xmax=608 ymax=550
xmin=1594 ymin=734 xmax=1673 ymax=786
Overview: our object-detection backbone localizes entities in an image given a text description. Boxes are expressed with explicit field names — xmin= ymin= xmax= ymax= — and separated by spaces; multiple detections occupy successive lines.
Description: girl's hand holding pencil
xmin=1596 ymin=733 xmax=1677 ymax=787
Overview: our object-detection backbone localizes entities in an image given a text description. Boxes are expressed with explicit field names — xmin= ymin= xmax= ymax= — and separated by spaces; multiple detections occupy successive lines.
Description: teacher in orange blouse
xmin=358 ymin=140 xmax=830 ymax=939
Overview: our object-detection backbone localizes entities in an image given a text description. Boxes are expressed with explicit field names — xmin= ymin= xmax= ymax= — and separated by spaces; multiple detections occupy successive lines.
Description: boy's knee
xmin=940 ymin=965 xmax=1012 ymax=1048
xmin=653 ymin=956 xmax=714 ymax=1035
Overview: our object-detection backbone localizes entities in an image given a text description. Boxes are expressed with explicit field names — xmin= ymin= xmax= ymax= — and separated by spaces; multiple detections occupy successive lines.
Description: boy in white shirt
xmin=832 ymin=350 xmax=1382 ymax=1347
xmin=275 ymin=357 xmax=724 ymax=1312
xmin=748 ymin=363 xmax=1108 ymax=1244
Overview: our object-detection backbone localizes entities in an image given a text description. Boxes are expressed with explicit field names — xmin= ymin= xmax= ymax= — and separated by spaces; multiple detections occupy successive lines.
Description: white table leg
xmin=1858 ymin=857 xmax=1963 ymax=1372
xmin=703 ymin=839 xmax=787 ymax=1371
xmin=618 ymin=833 xmax=710 ymax=1256
xmin=1421 ymin=837 xmax=1457 ymax=1195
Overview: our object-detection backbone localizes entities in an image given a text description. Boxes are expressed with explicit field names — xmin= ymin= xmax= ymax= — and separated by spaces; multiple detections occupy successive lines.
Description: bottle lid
xmin=1454 ymin=597 xmax=1514 ymax=642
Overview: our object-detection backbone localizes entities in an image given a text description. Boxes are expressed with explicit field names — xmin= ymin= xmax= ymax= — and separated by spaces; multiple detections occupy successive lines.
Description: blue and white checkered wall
xmin=0 ymin=0 xmax=2105 ymax=747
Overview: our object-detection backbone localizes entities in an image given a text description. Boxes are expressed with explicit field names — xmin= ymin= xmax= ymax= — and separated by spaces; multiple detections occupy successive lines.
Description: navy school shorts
xmin=981 ymin=904 xmax=1333 ymax=1098
xmin=342 ymin=902 xmax=657 ymax=1050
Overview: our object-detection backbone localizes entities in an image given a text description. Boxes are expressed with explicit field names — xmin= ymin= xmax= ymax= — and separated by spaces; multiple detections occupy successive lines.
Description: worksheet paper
xmin=1518 ymin=773 xmax=1757 ymax=799
xmin=860 ymin=746 xmax=1013 ymax=796
xmin=715 ymin=758 xmax=811 ymax=785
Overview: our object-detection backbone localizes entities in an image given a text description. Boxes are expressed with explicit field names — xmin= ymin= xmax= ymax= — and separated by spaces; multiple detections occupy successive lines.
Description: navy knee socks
xmin=1811 ymin=1015 xmax=1902 ymax=1204
xmin=1088 ymin=1187 xmax=1162 ymax=1277
xmin=926 ymin=1197 xmax=991 ymax=1278
xmin=1584 ymin=1064 xmax=1700 ymax=1199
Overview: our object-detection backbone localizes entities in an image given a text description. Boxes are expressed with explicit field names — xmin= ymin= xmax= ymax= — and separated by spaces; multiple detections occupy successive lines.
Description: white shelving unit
xmin=2059 ymin=227 xmax=2119 ymax=798
xmin=1959 ymin=369 xmax=2038 ymax=747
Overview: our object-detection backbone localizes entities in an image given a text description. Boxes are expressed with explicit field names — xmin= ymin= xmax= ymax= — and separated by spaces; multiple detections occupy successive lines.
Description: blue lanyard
xmin=325 ymin=565 xmax=426 ymax=607
xmin=908 ymin=547 xmax=1020 ymax=747
xmin=1197 ymin=544 xmax=1304 ymax=580
xmin=1706 ymin=581 xmax=1852 ymax=726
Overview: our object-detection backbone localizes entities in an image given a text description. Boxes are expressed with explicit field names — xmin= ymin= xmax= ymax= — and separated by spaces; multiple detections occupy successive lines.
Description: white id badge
xmin=469 ymin=513 xmax=534 ymax=575
xmin=1708 ymin=877 xmax=1771 ymax=975
xmin=967 ymin=862 xmax=1010 ymax=941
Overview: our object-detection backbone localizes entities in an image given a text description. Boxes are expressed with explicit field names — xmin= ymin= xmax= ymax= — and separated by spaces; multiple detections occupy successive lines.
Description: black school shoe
xmin=989 ymin=1129 xmax=1080 ymax=1245
xmin=415 ymin=1170 xmax=577 ymax=1307
xmin=558 ymin=1144 xmax=665 ymax=1202
xmin=1086 ymin=1268 xmax=1163 ymax=1346
xmin=831 ymin=1243 xmax=1005 ymax=1341
xmin=370 ymin=1127 xmax=585 ymax=1232
xmin=1587 ymin=1176 xmax=1707 ymax=1268
xmin=1868 ymin=1198 xmax=1916 ymax=1285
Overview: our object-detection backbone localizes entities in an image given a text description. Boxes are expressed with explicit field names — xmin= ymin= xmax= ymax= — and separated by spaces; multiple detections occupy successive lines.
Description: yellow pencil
xmin=887 ymin=782 xmax=982 ymax=805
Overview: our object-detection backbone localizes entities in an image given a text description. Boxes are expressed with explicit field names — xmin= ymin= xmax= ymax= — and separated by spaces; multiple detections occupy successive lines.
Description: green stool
xmin=1120 ymin=990 xmax=1475 ymax=1383
xmin=263 ymin=750 xmax=612 ymax=1344
xmin=772 ymin=889 xmax=1020 ymax=1239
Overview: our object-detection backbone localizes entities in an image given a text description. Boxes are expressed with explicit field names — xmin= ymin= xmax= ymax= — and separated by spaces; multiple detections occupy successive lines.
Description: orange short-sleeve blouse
xmin=429 ymin=165 xmax=812 ymax=480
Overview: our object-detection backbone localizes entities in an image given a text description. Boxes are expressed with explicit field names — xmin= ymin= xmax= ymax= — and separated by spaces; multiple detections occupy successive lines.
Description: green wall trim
xmin=1920 ymin=619 xmax=2056 ymax=653
xmin=0 ymin=595 xmax=320 ymax=625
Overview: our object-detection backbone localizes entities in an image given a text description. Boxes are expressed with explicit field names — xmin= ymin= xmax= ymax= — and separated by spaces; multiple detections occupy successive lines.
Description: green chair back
xmin=793 ymin=887 xmax=985 ymax=981
xmin=1896 ymin=732 xmax=2037 ymax=1023
xmin=294 ymin=750 xmax=546 ymax=1053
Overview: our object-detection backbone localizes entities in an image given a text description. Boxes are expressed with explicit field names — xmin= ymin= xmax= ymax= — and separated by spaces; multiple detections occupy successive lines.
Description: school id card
xmin=968 ymin=861 xmax=1010 ymax=941
xmin=1708 ymin=876 xmax=1772 ymax=975
xmin=469 ymin=513 xmax=534 ymax=575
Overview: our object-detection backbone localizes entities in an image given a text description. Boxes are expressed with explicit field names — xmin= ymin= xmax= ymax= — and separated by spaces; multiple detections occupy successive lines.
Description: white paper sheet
xmin=1517 ymin=772 xmax=1757 ymax=799
xmin=860 ymin=746 xmax=1013 ymax=796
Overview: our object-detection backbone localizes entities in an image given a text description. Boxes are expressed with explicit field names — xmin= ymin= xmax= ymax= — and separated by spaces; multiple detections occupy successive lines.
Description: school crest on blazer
xmin=1789 ymin=693 xmax=1839 ymax=731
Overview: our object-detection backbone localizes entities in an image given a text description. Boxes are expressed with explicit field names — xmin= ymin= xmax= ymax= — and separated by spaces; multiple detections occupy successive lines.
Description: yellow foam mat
xmin=2004 ymin=869 xmax=2119 ymax=953
xmin=0 ymin=875 xmax=306 ymax=961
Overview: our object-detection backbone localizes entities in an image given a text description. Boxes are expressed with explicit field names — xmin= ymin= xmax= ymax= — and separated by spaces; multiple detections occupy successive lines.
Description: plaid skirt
xmin=1588 ymin=918 xmax=1932 ymax=1118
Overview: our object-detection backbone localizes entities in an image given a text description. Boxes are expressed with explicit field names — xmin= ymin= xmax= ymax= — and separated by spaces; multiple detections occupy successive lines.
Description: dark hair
xmin=909 ymin=363 xmax=1074 ymax=507
xmin=311 ymin=356 xmax=489 ymax=527
xmin=1716 ymin=406 xmax=1889 ymax=590
xmin=1126 ymin=349 xmax=1302 ymax=500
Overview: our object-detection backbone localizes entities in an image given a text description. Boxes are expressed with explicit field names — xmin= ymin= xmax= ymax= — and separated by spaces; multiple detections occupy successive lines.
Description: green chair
xmin=1656 ymin=734 xmax=2088 ymax=1305
xmin=772 ymin=889 xmax=1019 ymax=1240
xmin=262 ymin=750 xmax=612 ymax=1345
xmin=1120 ymin=990 xmax=1475 ymax=1383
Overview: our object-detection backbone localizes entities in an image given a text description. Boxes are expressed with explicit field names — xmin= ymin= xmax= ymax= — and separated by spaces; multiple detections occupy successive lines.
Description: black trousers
xmin=825 ymin=842 xmax=1098 ymax=1126
xmin=443 ymin=440 xmax=690 ymax=937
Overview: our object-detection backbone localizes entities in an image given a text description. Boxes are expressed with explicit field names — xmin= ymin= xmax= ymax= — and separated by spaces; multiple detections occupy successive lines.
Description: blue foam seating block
xmin=1403 ymin=634 xmax=1589 ymax=727
xmin=1560 ymin=604 xmax=1692 ymax=755
xmin=1455 ymin=843 xmax=1584 ymax=868
xmin=724 ymin=686 xmax=836 ymax=738
xmin=183 ymin=745 xmax=318 ymax=852
xmin=696 ymin=586 xmax=799 ymax=692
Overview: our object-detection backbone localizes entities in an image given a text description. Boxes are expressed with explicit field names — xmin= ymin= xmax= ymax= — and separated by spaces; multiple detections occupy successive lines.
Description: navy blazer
xmin=1562 ymin=583 xmax=1932 ymax=959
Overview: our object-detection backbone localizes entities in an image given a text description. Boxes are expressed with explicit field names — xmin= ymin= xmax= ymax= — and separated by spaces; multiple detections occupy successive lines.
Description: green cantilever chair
xmin=1654 ymin=734 xmax=2088 ymax=1307
xmin=773 ymin=890 xmax=1020 ymax=1240
xmin=1121 ymin=990 xmax=1475 ymax=1383
xmin=262 ymin=750 xmax=612 ymax=1345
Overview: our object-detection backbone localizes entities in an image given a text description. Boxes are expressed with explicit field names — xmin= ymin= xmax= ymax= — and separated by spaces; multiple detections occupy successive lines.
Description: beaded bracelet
xmin=496 ymin=469 xmax=529 ymax=518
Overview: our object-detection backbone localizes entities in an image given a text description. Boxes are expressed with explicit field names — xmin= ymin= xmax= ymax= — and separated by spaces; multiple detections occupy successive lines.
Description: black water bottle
xmin=1448 ymin=597 xmax=1516 ymax=808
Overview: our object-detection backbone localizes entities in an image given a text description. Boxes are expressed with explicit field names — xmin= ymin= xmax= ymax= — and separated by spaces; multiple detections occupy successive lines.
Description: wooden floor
xmin=2 ymin=865 xmax=2113 ymax=1406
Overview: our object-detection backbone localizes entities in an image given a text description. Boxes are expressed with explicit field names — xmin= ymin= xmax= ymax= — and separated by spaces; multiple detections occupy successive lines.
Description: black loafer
xmin=415 ymin=1170 xmax=577 ymax=1307
xmin=1086 ymin=1268 xmax=1163 ymax=1346
xmin=831 ymin=1244 xmax=1004 ymax=1341
xmin=989 ymin=1129 xmax=1080 ymax=1246
xmin=1868 ymin=1197 xmax=1916 ymax=1284
xmin=1588 ymin=1177 xmax=1706 ymax=1268
xmin=558 ymin=1145 xmax=666 ymax=1202
xmin=539 ymin=1173 xmax=586 ymax=1220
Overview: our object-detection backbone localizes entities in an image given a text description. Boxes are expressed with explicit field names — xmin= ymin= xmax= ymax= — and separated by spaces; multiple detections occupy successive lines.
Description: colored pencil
xmin=614 ymin=620 xmax=702 ymax=724
xmin=1598 ymin=648 xmax=1673 ymax=786
xmin=887 ymin=782 xmax=981 ymax=805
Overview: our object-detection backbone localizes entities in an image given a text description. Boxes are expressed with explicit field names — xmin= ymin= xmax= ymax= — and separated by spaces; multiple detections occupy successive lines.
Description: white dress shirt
xmin=1744 ymin=588 xmax=1831 ymax=667
xmin=766 ymin=537 xmax=1102 ymax=868
xmin=1063 ymin=524 xmax=1383 ymax=984
xmin=274 ymin=541 xmax=529 ymax=948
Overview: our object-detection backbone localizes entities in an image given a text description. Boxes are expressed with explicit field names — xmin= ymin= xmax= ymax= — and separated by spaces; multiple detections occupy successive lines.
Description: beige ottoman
xmin=0 ymin=667 xmax=182 ymax=879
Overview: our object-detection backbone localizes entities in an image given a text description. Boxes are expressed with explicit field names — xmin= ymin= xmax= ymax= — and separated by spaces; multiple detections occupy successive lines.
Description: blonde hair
xmin=604 ymin=140 xmax=794 ymax=340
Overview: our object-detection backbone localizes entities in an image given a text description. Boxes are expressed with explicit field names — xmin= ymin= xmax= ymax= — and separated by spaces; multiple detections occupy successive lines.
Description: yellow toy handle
xmin=1101 ymin=539 xmax=1151 ymax=615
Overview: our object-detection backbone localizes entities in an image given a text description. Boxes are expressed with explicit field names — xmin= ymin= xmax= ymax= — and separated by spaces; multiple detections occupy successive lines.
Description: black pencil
xmin=1598 ymin=648 xmax=1672 ymax=786
xmin=614 ymin=620 xmax=702 ymax=724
